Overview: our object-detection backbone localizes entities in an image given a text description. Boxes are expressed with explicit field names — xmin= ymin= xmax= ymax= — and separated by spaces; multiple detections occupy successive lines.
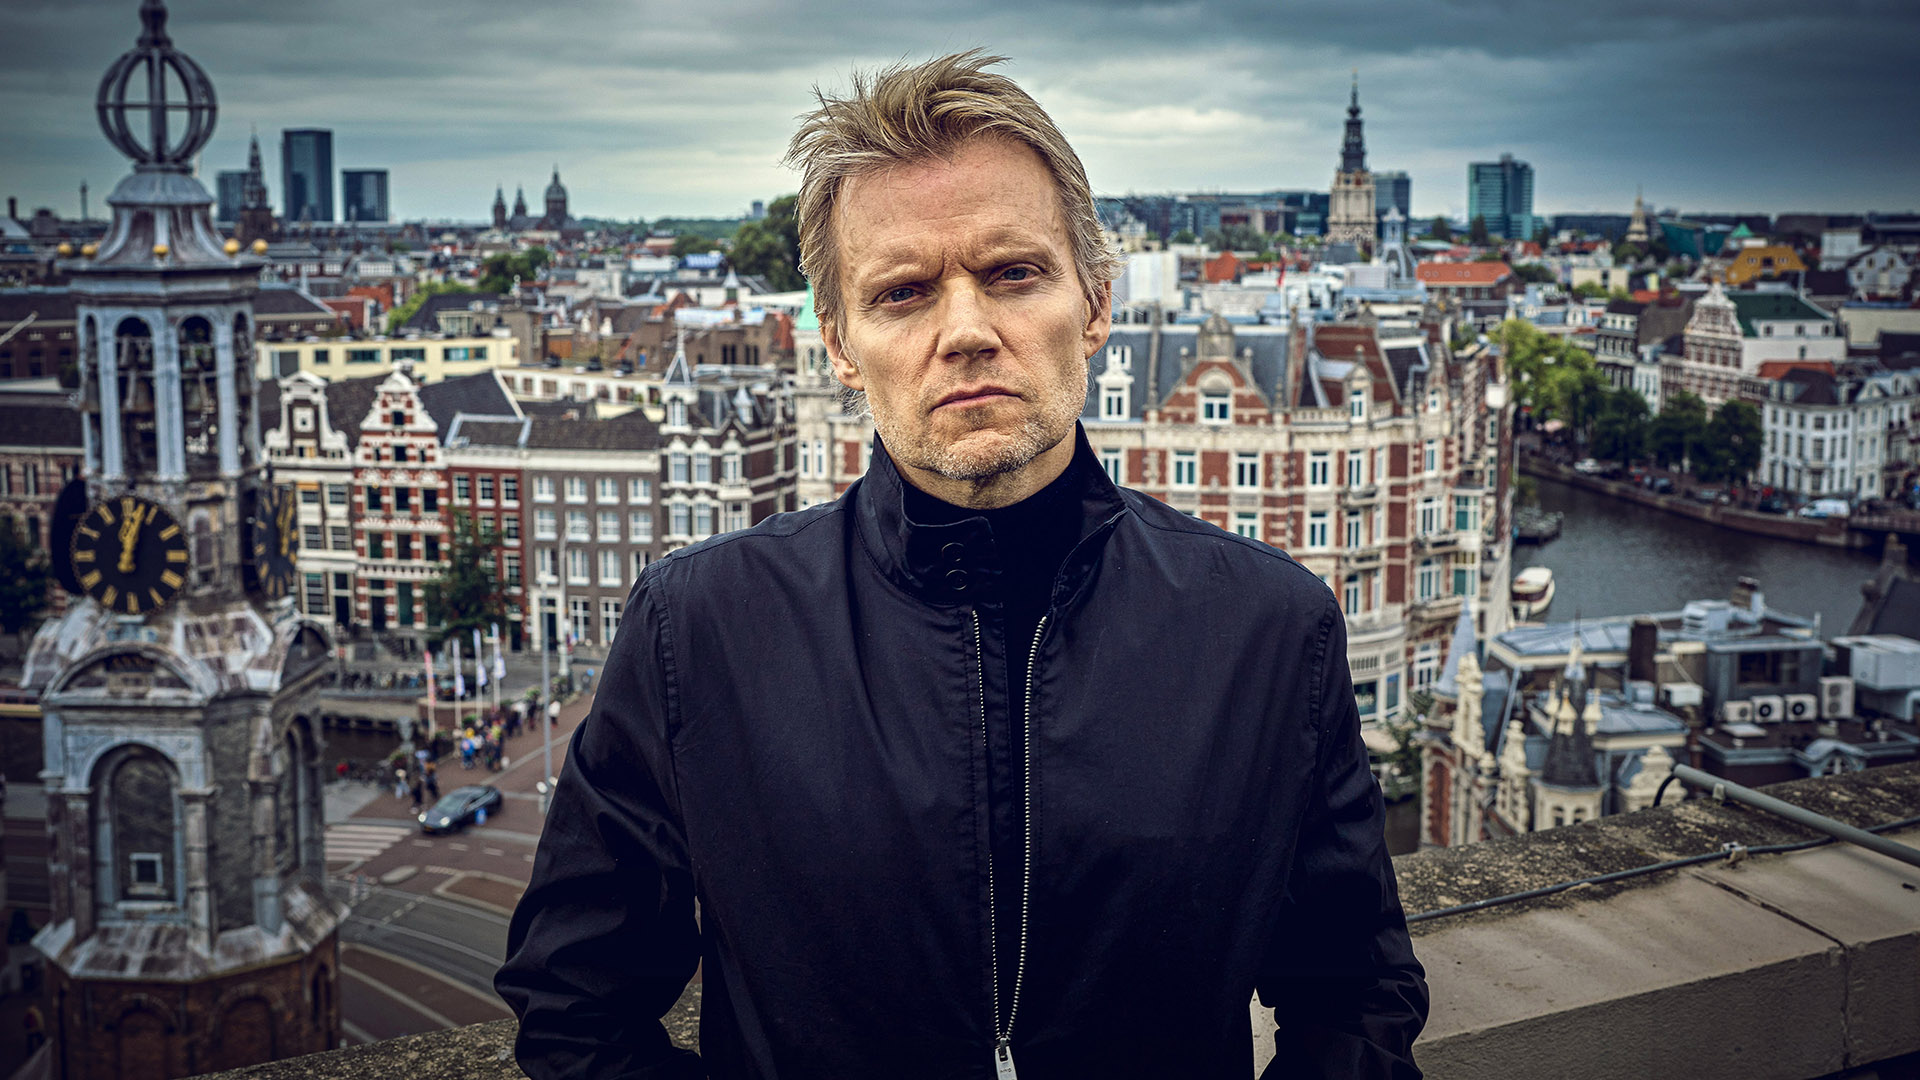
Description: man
xmin=497 ymin=51 xmax=1427 ymax=1079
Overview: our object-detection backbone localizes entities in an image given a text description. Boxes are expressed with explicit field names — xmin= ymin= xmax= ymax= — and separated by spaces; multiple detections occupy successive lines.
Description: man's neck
xmin=892 ymin=434 xmax=1077 ymax=510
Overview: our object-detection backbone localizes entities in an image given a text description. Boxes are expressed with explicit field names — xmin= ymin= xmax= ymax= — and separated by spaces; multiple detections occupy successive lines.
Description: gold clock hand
xmin=116 ymin=508 xmax=142 ymax=574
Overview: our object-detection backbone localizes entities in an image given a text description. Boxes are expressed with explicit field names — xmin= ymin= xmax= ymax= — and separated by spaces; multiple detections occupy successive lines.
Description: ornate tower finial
xmin=97 ymin=0 xmax=217 ymax=169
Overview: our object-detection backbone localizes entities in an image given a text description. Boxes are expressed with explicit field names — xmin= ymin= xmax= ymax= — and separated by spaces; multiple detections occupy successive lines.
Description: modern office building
xmin=214 ymin=169 xmax=246 ymax=222
xmin=281 ymin=127 xmax=334 ymax=223
xmin=1374 ymin=170 xmax=1411 ymax=225
xmin=342 ymin=168 xmax=389 ymax=222
xmin=1468 ymin=153 xmax=1535 ymax=240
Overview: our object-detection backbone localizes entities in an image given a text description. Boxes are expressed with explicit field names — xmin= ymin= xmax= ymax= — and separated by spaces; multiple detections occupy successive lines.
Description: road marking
xmin=448 ymin=843 xmax=469 ymax=851
xmin=483 ymin=847 xmax=506 ymax=857
xmin=342 ymin=960 xmax=463 ymax=1030
xmin=523 ymin=854 xmax=535 ymax=863
xmin=411 ymin=839 xmax=433 ymax=847
xmin=346 ymin=938 xmax=514 ymax=1002
xmin=342 ymin=1019 xmax=379 ymax=1045
xmin=424 ymin=865 xmax=460 ymax=875
xmin=324 ymin=824 xmax=413 ymax=863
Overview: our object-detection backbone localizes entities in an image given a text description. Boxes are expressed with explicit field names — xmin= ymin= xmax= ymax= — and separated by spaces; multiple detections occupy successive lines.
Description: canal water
xmin=1514 ymin=476 xmax=1884 ymax=636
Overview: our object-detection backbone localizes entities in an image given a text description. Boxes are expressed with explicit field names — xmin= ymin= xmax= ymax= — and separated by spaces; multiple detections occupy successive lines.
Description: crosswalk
xmin=325 ymin=823 xmax=414 ymax=866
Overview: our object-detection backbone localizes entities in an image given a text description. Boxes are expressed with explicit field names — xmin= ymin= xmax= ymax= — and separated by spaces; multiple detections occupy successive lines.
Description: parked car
xmin=1648 ymin=477 xmax=1675 ymax=495
xmin=1691 ymin=487 xmax=1722 ymax=504
xmin=1798 ymin=498 xmax=1852 ymax=520
xmin=419 ymin=784 xmax=503 ymax=834
xmin=1573 ymin=458 xmax=1605 ymax=475
xmin=1756 ymin=494 xmax=1791 ymax=514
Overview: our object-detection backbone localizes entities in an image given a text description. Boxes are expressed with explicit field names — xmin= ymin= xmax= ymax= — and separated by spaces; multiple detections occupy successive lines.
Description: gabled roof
xmin=400 ymin=290 xmax=505 ymax=332
xmin=1605 ymin=298 xmax=1647 ymax=316
xmin=1727 ymin=290 xmax=1831 ymax=336
xmin=1756 ymin=359 xmax=1836 ymax=381
xmin=417 ymin=371 xmax=517 ymax=440
xmin=319 ymin=375 xmax=385 ymax=443
xmin=253 ymin=284 xmax=337 ymax=317
xmin=1415 ymin=261 xmax=1513 ymax=287
xmin=1082 ymin=323 xmax=1290 ymax=421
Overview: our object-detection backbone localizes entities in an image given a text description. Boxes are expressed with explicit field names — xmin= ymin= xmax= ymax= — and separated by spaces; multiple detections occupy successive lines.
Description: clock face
xmin=70 ymin=495 xmax=189 ymax=616
xmin=246 ymin=483 xmax=299 ymax=600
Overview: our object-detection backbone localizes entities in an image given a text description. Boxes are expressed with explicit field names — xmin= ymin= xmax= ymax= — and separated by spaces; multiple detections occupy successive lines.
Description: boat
xmin=1514 ymin=505 xmax=1564 ymax=543
xmin=1511 ymin=567 xmax=1556 ymax=621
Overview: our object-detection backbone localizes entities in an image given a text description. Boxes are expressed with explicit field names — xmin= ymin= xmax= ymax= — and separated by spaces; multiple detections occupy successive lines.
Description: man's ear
xmin=822 ymin=321 xmax=863 ymax=392
xmin=1082 ymin=279 xmax=1113 ymax=358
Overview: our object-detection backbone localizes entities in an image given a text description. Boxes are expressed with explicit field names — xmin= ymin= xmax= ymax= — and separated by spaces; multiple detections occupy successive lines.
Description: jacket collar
xmin=854 ymin=424 xmax=1130 ymax=607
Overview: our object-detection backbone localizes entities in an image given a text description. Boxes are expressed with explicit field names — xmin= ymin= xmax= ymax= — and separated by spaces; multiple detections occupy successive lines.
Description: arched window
xmin=95 ymin=745 xmax=183 ymax=913
xmin=180 ymin=316 xmax=219 ymax=473
xmin=116 ymin=317 xmax=157 ymax=472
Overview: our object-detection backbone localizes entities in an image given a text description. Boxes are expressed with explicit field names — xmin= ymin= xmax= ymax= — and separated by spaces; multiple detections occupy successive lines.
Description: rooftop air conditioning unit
xmin=1720 ymin=700 xmax=1754 ymax=724
xmin=1749 ymin=695 xmax=1785 ymax=723
xmin=1819 ymin=675 xmax=1856 ymax=720
xmin=1784 ymin=693 xmax=1818 ymax=723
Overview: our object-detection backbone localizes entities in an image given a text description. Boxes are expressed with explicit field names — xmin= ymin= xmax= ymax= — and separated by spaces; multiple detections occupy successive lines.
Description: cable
xmin=1406 ymin=812 xmax=1920 ymax=925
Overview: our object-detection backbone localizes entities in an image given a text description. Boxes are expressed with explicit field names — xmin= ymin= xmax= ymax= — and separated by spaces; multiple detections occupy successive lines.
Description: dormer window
xmin=668 ymin=399 xmax=687 ymax=427
xmin=1350 ymin=394 xmax=1366 ymax=421
xmin=1103 ymin=387 xmax=1127 ymax=420
xmin=1201 ymin=391 xmax=1231 ymax=423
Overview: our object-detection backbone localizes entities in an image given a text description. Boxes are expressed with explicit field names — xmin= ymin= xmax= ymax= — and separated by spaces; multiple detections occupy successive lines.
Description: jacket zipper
xmin=973 ymin=608 xmax=1046 ymax=1079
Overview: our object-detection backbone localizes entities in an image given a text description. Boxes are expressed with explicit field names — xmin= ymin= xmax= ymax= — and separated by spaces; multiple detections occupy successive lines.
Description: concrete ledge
xmin=200 ymin=765 xmax=1920 ymax=1080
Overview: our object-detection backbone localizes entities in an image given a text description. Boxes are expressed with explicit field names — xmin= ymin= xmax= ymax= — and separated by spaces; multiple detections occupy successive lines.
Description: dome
xmin=545 ymin=166 xmax=567 ymax=202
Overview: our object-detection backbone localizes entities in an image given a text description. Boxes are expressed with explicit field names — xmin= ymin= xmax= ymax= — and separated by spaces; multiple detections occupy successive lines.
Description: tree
xmin=1570 ymin=281 xmax=1611 ymax=300
xmin=0 ymin=512 xmax=52 ymax=652
xmin=1428 ymin=217 xmax=1452 ymax=242
xmin=421 ymin=511 xmax=510 ymax=647
xmin=1591 ymin=387 xmax=1651 ymax=463
xmin=1203 ymin=223 xmax=1263 ymax=252
xmin=727 ymin=195 xmax=803 ymax=291
xmin=1169 ymin=229 xmax=1199 ymax=245
xmin=386 ymin=282 xmax=477 ymax=333
xmin=1532 ymin=223 xmax=1553 ymax=246
xmin=1698 ymin=399 xmax=1764 ymax=484
xmin=1649 ymin=392 xmax=1709 ymax=471
xmin=1469 ymin=215 xmax=1490 ymax=246
xmin=1495 ymin=319 xmax=1603 ymax=436
xmin=1511 ymin=263 xmax=1555 ymax=284
xmin=476 ymin=246 xmax=550 ymax=294
xmin=672 ymin=233 xmax=717 ymax=259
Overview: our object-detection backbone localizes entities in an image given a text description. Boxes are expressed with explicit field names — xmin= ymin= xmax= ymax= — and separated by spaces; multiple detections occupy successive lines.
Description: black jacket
xmin=496 ymin=429 xmax=1428 ymax=1079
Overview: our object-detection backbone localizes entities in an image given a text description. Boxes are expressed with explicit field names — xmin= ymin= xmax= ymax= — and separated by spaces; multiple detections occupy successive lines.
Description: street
xmin=321 ymin=685 xmax=593 ymax=1046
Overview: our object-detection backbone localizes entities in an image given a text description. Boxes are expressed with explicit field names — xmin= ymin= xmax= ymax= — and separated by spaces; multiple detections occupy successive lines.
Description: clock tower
xmin=20 ymin=3 xmax=343 ymax=1077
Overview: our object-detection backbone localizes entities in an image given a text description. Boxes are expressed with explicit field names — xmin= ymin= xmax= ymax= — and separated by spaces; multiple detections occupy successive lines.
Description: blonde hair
xmin=784 ymin=50 xmax=1121 ymax=338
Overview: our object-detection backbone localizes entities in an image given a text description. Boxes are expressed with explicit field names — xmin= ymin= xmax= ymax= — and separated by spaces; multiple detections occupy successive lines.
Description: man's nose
xmin=934 ymin=280 xmax=1001 ymax=362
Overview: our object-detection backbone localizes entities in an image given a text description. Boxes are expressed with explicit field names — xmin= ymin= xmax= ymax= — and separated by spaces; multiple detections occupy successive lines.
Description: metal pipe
xmin=1670 ymin=763 xmax=1920 ymax=870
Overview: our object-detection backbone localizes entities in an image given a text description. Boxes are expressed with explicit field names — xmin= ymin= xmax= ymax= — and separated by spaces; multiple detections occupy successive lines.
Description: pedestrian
xmin=410 ymin=778 xmax=423 ymax=814
xmin=424 ymin=759 xmax=440 ymax=801
xmin=498 ymin=51 xmax=1425 ymax=1080
xmin=391 ymin=767 xmax=406 ymax=801
xmin=335 ymin=760 xmax=349 ymax=782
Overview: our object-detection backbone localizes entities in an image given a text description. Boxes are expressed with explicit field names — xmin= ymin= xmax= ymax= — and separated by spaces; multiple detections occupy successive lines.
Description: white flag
xmin=492 ymin=623 xmax=506 ymax=682
xmin=452 ymin=638 xmax=466 ymax=698
xmin=473 ymin=628 xmax=487 ymax=689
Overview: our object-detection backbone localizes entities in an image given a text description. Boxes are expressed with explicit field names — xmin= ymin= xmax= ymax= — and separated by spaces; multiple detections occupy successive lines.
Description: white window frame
xmin=629 ymin=477 xmax=652 ymax=503
xmin=630 ymin=511 xmax=653 ymax=543
xmin=1173 ymin=451 xmax=1198 ymax=488
xmin=1100 ymin=447 xmax=1124 ymax=486
xmin=1306 ymin=510 xmax=1329 ymax=550
xmin=1233 ymin=512 xmax=1259 ymax=540
xmin=1201 ymin=391 xmax=1231 ymax=424
xmin=534 ymin=475 xmax=555 ymax=502
xmin=564 ymin=476 xmax=588 ymax=503
xmin=1234 ymin=453 xmax=1260 ymax=490
xmin=597 ymin=477 xmax=620 ymax=503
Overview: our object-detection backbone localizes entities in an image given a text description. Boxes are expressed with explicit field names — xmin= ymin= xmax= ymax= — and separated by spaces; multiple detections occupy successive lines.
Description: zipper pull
xmin=993 ymin=1037 xmax=1019 ymax=1080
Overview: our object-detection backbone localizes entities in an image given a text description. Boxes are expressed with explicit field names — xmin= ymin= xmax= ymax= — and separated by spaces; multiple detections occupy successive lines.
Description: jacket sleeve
xmin=495 ymin=571 xmax=703 ymax=1080
xmin=1256 ymin=601 xmax=1430 ymax=1078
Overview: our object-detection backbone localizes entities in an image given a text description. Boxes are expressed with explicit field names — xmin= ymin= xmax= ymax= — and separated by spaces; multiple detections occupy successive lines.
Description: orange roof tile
xmin=1757 ymin=360 xmax=1836 ymax=381
xmin=1416 ymin=261 xmax=1514 ymax=287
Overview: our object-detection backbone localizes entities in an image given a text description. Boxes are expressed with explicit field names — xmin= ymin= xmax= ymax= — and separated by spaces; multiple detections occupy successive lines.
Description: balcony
xmin=1342 ymin=484 xmax=1380 ymax=507
xmin=1413 ymin=530 xmax=1461 ymax=553
xmin=209 ymin=763 xmax=1920 ymax=1080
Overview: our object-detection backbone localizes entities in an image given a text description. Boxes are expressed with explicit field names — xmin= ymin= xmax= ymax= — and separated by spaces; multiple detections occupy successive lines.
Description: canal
xmin=1514 ymin=476 xmax=1885 ymax=635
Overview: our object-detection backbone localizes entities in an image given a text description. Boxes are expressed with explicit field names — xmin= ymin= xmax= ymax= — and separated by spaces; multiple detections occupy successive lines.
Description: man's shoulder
xmin=640 ymin=495 xmax=850 ymax=596
xmin=1114 ymin=486 xmax=1332 ymax=599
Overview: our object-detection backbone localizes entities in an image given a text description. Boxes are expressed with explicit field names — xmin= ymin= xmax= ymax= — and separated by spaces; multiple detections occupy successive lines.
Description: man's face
xmin=823 ymin=136 xmax=1111 ymax=508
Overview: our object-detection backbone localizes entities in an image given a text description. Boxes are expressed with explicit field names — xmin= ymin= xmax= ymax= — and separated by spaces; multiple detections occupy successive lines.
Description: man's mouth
xmin=935 ymin=386 xmax=1018 ymax=410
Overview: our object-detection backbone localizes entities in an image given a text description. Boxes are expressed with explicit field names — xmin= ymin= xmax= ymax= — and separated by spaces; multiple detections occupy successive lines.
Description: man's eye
xmin=883 ymin=286 xmax=918 ymax=304
xmin=1000 ymin=266 xmax=1035 ymax=282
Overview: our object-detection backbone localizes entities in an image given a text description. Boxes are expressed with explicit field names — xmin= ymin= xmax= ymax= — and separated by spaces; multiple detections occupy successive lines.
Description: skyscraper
xmin=1373 ymin=170 xmax=1411 ymax=224
xmin=1468 ymin=154 xmax=1535 ymax=240
xmin=214 ymin=169 xmax=246 ymax=222
xmin=341 ymin=168 xmax=389 ymax=222
xmin=281 ymin=128 xmax=334 ymax=223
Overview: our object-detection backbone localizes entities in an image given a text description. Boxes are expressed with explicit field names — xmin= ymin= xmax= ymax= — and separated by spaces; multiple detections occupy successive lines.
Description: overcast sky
xmin=4 ymin=0 xmax=1916 ymax=225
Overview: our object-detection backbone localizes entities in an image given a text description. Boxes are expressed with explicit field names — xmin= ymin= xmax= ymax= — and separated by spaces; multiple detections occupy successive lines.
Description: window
xmin=1346 ymin=452 xmax=1364 ymax=488
xmin=1350 ymin=394 xmax=1365 ymax=421
xmin=601 ymin=598 xmax=623 ymax=642
xmin=1423 ymin=439 xmax=1438 ymax=473
xmin=566 ymin=510 xmax=589 ymax=541
xmin=1173 ymin=451 xmax=1198 ymax=487
xmin=502 ymin=476 xmax=518 ymax=502
xmin=395 ymin=487 xmax=411 ymax=511
xmin=1233 ymin=512 xmax=1259 ymax=540
xmin=1234 ymin=453 xmax=1260 ymax=490
xmin=597 ymin=477 xmax=619 ymax=502
xmin=299 ymin=486 xmax=321 ymax=505
xmin=445 ymin=345 xmax=488 ymax=362
xmin=564 ymin=477 xmax=588 ymax=502
xmin=1201 ymin=391 xmax=1231 ymax=423
xmin=368 ymin=534 xmax=384 ymax=559
xmin=724 ymin=502 xmax=749 ymax=533
xmin=630 ymin=511 xmax=653 ymax=543
xmin=1416 ymin=557 xmax=1442 ymax=601
xmin=566 ymin=547 xmax=589 ymax=584
xmin=1385 ymin=673 xmax=1400 ymax=718
xmin=424 ymin=488 xmax=438 ymax=512
xmin=327 ymin=483 xmax=348 ymax=506
xmin=1308 ymin=451 xmax=1330 ymax=487
xmin=366 ymin=487 xmax=383 ymax=512
xmin=393 ymin=445 xmax=409 ymax=464
xmin=693 ymin=503 xmax=714 ymax=538
xmin=598 ymin=511 xmax=621 ymax=542
xmin=128 ymin=852 xmax=165 ymax=897
xmin=424 ymin=534 xmax=440 ymax=561
xmin=1100 ymin=448 xmax=1124 ymax=485
xmin=666 ymin=502 xmax=688 ymax=537
xmin=1453 ymin=552 xmax=1475 ymax=597
xmin=1374 ymin=446 xmax=1389 ymax=482
xmin=304 ymin=572 xmax=325 ymax=614
xmin=668 ymin=399 xmax=687 ymax=427
xmin=632 ymin=550 xmax=650 ymax=579
xmin=813 ymin=440 xmax=827 ymax=478
xmin=478 ymin=475 xmax=495 ymax=502
xmin=346 ymin=348 xmax=380 ymax=364
xmin=503 ymin=515 xmax=519 ymax=541
xmin=1306 ymin=511 xmax=1329 ymax=549
xmin=694 ymin=453 xmax=712 ymax=484
xmin=302 ymin=523 xmax=323 ymax=551
xmin=600 ymin=549 xmax=622 ymax=586
xmin=502 ymin=552 xmax=520 ymax=582
xmin=1343 ymin=574 xmax=1362 ymax=616
xmin=329 ymin=525 xmax=349 ymax=550
xmin=569 ymin=596 xmax=590 ymax=641
xmin=1345 ymin=514 xmax=1363 ymax=549
xmin=535 ymin=509 xmax=557 ymax=540
xmin=534 ymin=476 xmax=555 ymax=501
xmin=391 ymin=347 xmax=426 ymax=363
xmin=670 ymin=452 xmax=689 ymax=483
xmin=1413 ymin=643 xmax=1439 ymax=689
xmin=1103 ymin=387 xmax=1127 ymax=420
xmin=1418 ymin=497 xmax=1442 ymax=536
xmin=722 ymin=454 xmax=743 ymax=485
xmin=630 ymin=478 xmax=652 ymax=503
xmin=536 ymin=547 xmax=555 ymax=581
xmin=1454 ymin=494 xmax=1479 ymax=533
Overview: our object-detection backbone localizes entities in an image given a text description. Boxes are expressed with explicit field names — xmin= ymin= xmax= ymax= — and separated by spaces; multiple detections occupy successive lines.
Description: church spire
xmin=1340 ymin=70 xmax=1366 ymax=174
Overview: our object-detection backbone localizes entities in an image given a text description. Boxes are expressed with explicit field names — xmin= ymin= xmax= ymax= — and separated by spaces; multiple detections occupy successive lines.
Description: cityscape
xmin=1 ymin=2 xmax=1918 ymax=1079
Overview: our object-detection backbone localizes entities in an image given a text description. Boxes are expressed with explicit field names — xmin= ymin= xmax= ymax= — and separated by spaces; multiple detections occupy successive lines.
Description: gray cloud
xmin=2 ymin=0 xmax=1915 ymax=223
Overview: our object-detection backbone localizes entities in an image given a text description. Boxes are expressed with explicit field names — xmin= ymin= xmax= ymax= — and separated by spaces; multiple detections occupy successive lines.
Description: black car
xmin=419 ymin=784 xmax=503 ymax=834
xmin=1648 ymin=477 xmax=1675 ymax=495
xmin=1756 ymin=494 xmax=1790 ymax=514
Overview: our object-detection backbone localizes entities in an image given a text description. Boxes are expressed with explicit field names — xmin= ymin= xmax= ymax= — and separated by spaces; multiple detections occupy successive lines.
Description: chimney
xmin=1729 ymin=575 xmax=1764 ymax=616
xmin=1628 ymin=616 xmax=1658 ymax=684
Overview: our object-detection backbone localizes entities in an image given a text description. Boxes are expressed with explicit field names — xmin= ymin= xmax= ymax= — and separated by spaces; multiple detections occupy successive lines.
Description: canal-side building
xmin=260 ymin=373 xmax=368 ymax=631
xmin=1664 ymin=282 xmax=1846 ymax=407
xmin=1593 ymin=293 xmax=1694 ymax=411
xmin=793 ymin=307 xmax=1516 ymax=730
xmin=1760 ymin=367 xmax=1919 ymax=499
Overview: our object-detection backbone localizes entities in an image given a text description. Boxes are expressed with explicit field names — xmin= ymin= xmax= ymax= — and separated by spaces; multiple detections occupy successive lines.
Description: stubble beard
xmin=864 ymin=353 xmax=1089 ymax=485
